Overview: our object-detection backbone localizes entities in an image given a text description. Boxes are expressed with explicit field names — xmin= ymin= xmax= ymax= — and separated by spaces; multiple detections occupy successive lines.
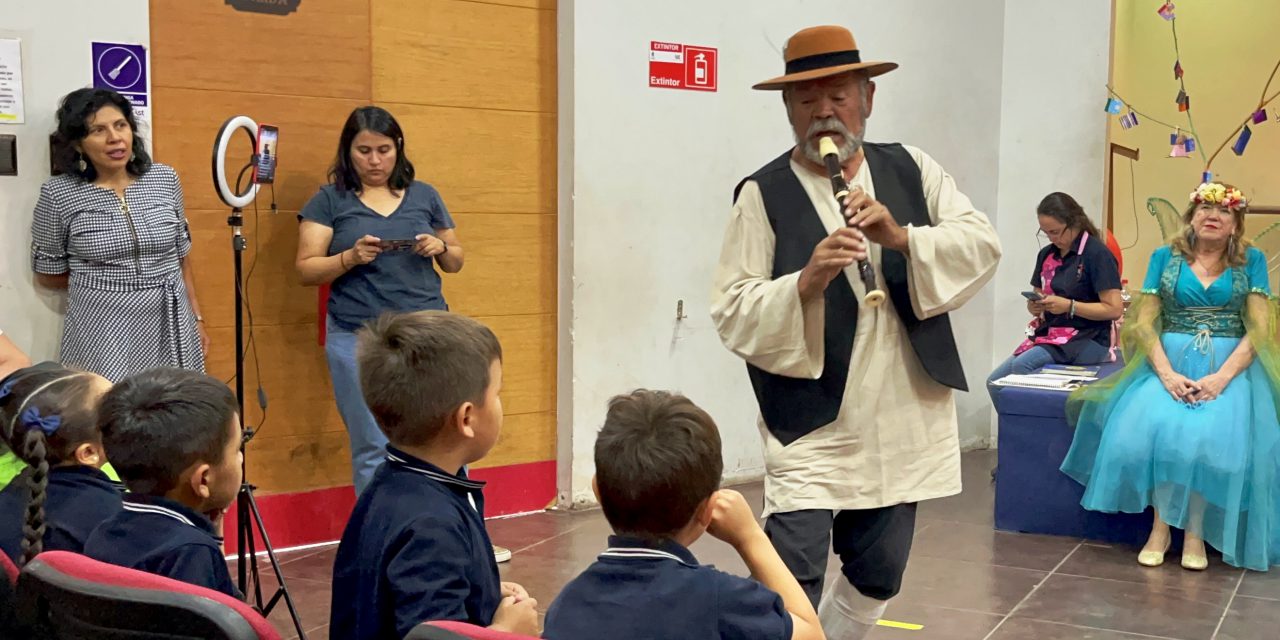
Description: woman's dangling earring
xmin=1187 ymin=229 xmax=1197 ymax=248
xmin=1229 ymin=235 xmax=1238 ymax=257
xmin=76 ymin=152 xmax=87 ymax=173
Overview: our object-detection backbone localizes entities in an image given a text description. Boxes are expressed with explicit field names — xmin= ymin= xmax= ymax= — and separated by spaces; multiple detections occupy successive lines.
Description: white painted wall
xmin=0 ymin=0 xmax=151 ymax=362
xmin=556 ymin=0 xmax=1089 ymax=509
xmin=988 ymin=0 xmax=1113 ymax=437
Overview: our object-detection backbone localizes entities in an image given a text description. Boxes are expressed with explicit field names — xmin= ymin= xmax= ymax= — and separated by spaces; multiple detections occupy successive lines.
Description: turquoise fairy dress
xmin=1060 ymin=245 xmax=1280 ymax=570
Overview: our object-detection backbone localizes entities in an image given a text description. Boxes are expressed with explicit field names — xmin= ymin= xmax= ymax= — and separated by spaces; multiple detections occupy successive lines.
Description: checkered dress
xmin=30 ymin=163 xmax=204 ymax=382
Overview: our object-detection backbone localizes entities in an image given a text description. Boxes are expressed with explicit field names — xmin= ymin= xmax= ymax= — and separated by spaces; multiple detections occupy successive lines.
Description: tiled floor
xmin=236 ymin=450 xmax=1280 ymax=639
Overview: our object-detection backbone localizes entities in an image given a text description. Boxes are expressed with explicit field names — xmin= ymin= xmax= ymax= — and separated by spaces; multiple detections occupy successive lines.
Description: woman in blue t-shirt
xmin=296 ymin=106 xmax=465 ymax=495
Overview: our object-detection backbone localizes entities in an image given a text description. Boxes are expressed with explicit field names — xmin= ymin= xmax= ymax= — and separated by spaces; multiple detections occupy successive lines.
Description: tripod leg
xmin=237 ymin=489 xmax=249 ymax=597
xmin=245 ymin=488 xmax=308 ymax=640
xmin=245 ymin=498 xmax=265 ymax=610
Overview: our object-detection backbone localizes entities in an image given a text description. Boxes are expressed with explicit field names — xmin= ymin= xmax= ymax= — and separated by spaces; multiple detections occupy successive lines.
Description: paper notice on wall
xmin=0 ymin=38 xmax=26 ymax=124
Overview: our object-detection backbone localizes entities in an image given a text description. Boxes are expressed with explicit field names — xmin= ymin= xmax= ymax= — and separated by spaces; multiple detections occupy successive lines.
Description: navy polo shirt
xmin=298 ymin=181 xmax=457 ymax=332
xmin=0 ymin=466 xmax=123 ymax=563
xmin=544 ymin=535 xmax=794 ymax=640
xmin=82 ymin=494 xmax=239 ymax=600
xmin=1031 ymin=232 xmax=1122 ymax=361
xmin=330 ymin=446 xmax=501 ymax=640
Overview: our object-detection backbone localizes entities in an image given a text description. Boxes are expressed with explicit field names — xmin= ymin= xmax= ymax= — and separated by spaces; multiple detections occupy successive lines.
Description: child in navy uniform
xmin=82 ymin=368 xmax=243 ymax=599
xmin=0 ymin=362 xmax=121 ymax=566
xmin=544 ymin=390 xmax=826 ymax=640
xmin=330 ymin=310 xmax=538 ymax=639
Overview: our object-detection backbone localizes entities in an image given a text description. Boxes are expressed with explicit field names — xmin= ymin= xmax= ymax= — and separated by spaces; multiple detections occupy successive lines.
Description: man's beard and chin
xmin=797 ymin=117 xmax=864 ymax=165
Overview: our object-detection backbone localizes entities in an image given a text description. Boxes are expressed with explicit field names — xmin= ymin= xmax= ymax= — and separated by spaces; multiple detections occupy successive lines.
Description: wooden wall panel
xmin=446 ymin=214 xmax=555 ymax=317
xmin=150 ymin=0 xmax=371 ymax=99
xmin=473 ymin=411 xmax=556 ymax=469
xmin=372 ymin=0 xmax=559 ymax=486
xmin=242 ymin=431 xmax=352 ymax=495
xmin=187 ymin=209 xmax=314 ymax=329
xmin=151 ymin=87 xmax=364 ymax=212
xmin=372 ymin=0 xmax=556 ymax=112
xmin=468 ymin=0 xmax=555 ymax=10
xmin=199 ymin=315 xmax=554 ymax=433
xmin=205 ymin=313 xmax=555 ymax=487
xmin=203 ymin=324 xmax=339 ymax=438
xmin=479 ymin=313 xmax=556 ymax=417
xmin=151 ymin=0 xmax=557 ymax=496
xmin=390 ymin=105 xmax=556 ymax=214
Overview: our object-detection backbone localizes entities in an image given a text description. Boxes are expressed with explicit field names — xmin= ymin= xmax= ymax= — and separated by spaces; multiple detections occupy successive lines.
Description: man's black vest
xmin=732 ymin=142 xmax=967 ymax=446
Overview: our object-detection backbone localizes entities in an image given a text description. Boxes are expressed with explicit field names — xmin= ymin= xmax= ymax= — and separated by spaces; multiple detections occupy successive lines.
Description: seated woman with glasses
xmin=987 ymin=192 xmax=1123 ymax=410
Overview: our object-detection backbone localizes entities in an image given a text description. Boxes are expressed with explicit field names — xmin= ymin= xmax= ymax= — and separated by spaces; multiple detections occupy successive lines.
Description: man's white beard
xmin=796 ymin=117 xmax=863 ymax=165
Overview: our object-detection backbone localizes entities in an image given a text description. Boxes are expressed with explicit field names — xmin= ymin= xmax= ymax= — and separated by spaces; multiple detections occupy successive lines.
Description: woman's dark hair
xmin=51 ymin=88 xmax=152 ymax=181
xmin=1037 ymin=192 xmax=1101 ymax=240
xmin=0 ymin=362 xmax=103 ymax=566
xmin=328 ymin=106 xmax=415 ymax=193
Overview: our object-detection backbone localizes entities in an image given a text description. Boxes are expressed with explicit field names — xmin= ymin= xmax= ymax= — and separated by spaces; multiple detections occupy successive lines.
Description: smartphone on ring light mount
xmin=253 ymin=124 xmax=278 ymax=185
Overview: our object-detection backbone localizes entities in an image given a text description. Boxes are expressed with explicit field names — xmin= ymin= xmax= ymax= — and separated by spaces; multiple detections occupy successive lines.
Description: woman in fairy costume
xmin=1061 ymin=181 xmax=1280 ymax=572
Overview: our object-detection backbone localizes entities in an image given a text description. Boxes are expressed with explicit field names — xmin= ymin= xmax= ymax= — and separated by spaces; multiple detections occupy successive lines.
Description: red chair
xmin=1 ymin=551 xmax=17 ymax=585
xmin=0 ymin=553 xmax=16 ymax=638
xmin=405 ymin=620 xmax=542 ymax=640
xmin=14 ymin=551 xmax=282 ymax=639
xmin=1104 ymin=228 xmax=1124 ymax=278
xmin=1103 ymin=229 xmax=1127 ymax=363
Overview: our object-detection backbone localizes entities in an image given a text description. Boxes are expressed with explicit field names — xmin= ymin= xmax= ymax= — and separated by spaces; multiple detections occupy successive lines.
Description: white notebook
xmin=992 ymin=373 xmax=1088 ymax=390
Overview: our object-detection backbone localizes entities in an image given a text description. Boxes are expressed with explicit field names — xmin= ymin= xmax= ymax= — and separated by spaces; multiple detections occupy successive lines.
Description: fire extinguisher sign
xmin=649 ymin=41 xmax=717 ymax=92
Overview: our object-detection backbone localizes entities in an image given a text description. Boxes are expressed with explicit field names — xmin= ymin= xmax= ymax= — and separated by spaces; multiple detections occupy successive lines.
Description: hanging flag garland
xmin=1102 ymin=2 xmax=1279 ymax=180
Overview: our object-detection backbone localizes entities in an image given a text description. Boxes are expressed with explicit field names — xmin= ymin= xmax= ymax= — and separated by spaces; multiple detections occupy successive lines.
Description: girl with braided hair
xmin=0 ymin=362 xmax=121 ymax=566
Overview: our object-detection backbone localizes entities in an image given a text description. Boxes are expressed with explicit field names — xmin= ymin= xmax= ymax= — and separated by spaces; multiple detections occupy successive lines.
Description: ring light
xmin=212 ymin=115 xmax=260 ymax=209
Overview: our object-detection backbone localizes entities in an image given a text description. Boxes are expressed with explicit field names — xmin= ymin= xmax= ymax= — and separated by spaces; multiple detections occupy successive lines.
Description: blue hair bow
xmin=20 ymin=407 xmax=61 ymax=436
xmin=0 ymin=380 xmax=14 ymax=402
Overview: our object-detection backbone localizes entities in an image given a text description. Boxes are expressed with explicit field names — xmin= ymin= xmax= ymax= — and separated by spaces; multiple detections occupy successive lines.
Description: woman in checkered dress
xmin=29 ymin=88 xmax=207 ymax=383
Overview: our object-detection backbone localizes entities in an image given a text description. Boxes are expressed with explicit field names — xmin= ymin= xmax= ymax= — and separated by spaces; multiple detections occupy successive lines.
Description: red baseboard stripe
xmin=223 ymin=459 xmax=555 ymax=554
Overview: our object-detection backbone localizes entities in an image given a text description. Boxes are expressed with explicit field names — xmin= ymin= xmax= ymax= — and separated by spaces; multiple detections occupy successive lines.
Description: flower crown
xmin=1190 ymin=182 xmax=1247 ymax=212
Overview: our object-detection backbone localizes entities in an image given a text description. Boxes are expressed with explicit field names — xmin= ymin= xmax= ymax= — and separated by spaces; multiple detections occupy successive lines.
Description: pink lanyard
xmin=1040 ymin=231 xmax=1088 ymax=295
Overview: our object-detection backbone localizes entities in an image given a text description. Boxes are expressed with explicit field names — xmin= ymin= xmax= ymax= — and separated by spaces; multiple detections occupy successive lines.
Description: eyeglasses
xmin=1035 ymin=227 xmax=1071 ymax=250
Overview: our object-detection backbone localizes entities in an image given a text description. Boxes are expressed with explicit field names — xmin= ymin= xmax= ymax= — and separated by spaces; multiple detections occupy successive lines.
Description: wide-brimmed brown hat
xmin=753 ymin=25 xmax=898 ymax=90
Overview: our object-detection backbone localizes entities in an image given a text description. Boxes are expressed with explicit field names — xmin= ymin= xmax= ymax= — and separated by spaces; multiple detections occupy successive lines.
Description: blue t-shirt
xmin=298 ymin=181 xmax=456 ymax=332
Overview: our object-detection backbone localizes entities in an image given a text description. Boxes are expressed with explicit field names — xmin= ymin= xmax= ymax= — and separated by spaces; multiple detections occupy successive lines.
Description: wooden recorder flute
xmin=819 ymin=136 xmax=886 ymax=307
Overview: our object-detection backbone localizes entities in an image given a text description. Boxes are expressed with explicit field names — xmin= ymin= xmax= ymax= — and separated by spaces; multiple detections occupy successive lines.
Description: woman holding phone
xmin=295 ymin=106 xmax=465 ymax=494
xmin=987 ymin=193 xmax=1123 ymax=410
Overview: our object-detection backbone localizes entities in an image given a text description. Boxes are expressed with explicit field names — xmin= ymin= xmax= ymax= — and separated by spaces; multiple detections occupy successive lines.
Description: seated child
xmin=82 ymin=367 xmax=243 ymax=599
xmin=543 ymin=390 xmax=825 ymax=640
xmin=330 ymin=310 xmax=538 ymax=639
xmin=0 ymin=362 xmax=121 ymax=565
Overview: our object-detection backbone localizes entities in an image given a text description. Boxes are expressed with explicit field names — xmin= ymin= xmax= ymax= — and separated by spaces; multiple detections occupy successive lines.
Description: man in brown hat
xmin=711 ymin=25 xmax=1002 ymax=638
